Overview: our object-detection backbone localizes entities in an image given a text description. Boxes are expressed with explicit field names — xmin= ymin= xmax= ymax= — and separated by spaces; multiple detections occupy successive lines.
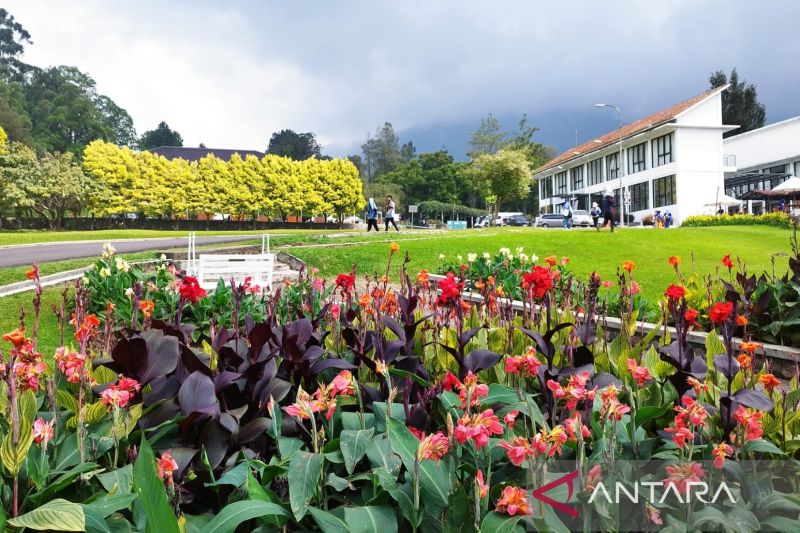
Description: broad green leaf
xmin=365 ymin=435 xmax=402 ymax=477
xmin=340 ymin=428 xmax=374 ymax=475
xmin=742 ymin=439 xmax=785 ymax=456
xmin=97 ymin=464 xmax=134 ymax=494
xmin=30 ymin=462 xmax=100 ymax=504
xmin=483 ymin=383 xmax=519 ymax=405
xmin=387 ymin=483 xmax=415 ymax=526
xmin=344 ymin=506 xmax=398 ymax=533
xmin=278 ymin=436 xmax=304 ymax=459
xmin=85 ymin=494 xmax=138 ymax=517
xmin=205 ymin=461 xmax=249 ymax=488
xmin=203 ymin=500 xmax=289 ymax=533
xmin=247 ymin=470 xmax=287 ymax=527
xmin=1 ymin=417 xmax=33 ymax=475
xmin=288 ymin=451 xmax=324 ymax=521
xmin=133 ymin=437 xmax=179 ymax=533
xmin=387 ymin=417 xmax=452 ymax=509
xmin=83 ymin=505 xmax=112 ymax=533
xmin=57 ymin=388 xmax=80 ymax=413
xmin=480 ymin=511 xmax=523 ymax=533
xmin=8 ymin=499 xmax=85 ymax=531
xmin=19 ymin=389 xmax=38 ymax=424
xmin=308 ymin=507 xmax=349 ymax=533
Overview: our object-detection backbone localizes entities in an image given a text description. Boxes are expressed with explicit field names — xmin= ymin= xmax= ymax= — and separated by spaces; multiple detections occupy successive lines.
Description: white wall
xmin=723 ymin=117 xmax=800 ymax=171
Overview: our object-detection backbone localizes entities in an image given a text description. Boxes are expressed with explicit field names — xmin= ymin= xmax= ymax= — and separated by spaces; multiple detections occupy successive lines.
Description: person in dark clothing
xmin=366 ymin=197 xmax=380 ymax=232
xmin=601 ymin=191 xmax=616 ymax=232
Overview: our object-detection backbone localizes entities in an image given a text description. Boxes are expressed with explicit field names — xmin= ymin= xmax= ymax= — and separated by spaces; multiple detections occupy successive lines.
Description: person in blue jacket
xmin=366 ymin=197 xmax=380 ymax=232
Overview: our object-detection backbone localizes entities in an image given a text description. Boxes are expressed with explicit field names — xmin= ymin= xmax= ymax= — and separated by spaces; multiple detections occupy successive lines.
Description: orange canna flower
xmin=622 ymin=260 xmax=636 ymax=273
xmin=739 ymin=341 xmax=762 ymax=354
xmin=416 ymin=269 xmax=429 ymax=285
xmin=544 ymin=255 xmax=557 ymax=267
xmin=668 ymin=255 xmax=681 ymax=268
xmin=389 ymin=242 xmax=400 ymax=253
xmin=759 ymin=373 xmax=781 ymax=393
xmin=139 ymin=300 xmax=155 ymax=319
xmin=735 ymin=315 xmax=748 ymax=327
xmin=358 ymin=293 xmax=371 ymax=307
xmin=26 ymin=267 xmax=37 ymax=280
xmin=2 ymin=328 xmax=27 ymax=349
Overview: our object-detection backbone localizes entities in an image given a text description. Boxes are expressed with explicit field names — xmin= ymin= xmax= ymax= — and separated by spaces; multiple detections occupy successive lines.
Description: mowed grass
xmin=290 ymin=226 xmax=794 ymax=301
xmin=0 ymin=228 xmax=342 ymax=247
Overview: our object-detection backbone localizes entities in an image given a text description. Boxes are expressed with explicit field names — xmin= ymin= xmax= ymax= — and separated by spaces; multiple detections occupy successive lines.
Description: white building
xmin=723 ymin=116 xmax=800 ymax=177
xmin=533 ymin=86 xmax=736 ymax=226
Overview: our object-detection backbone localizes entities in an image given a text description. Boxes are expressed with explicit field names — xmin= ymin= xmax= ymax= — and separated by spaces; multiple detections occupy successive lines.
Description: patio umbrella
xmin=704 ymin=194 xmax=740 ymax=207
xmin=770 ymin=176 xmax=800 ymax=210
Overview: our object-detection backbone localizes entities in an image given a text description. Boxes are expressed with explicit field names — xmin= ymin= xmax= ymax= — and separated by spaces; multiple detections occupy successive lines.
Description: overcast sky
xmin=6 ymin=0 xmax=800 ymax=158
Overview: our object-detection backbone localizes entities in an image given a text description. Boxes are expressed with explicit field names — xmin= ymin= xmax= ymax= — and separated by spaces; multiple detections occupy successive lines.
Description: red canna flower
xmin=664 ymin=284 xmax=686 ymax=301
xmin=712 ymin=443 xmax=733 ymax=470
xmin=521 ymin=266 xmax=555 ymax=300
xmin=626 ymin=359 xmax=652 ymax=387
xmin=668 ymin=255 xmax=681 ymax=268
xmin=721 ymin=254 xmax=734 ymax=270
xmin=684 ymin=308 xmax=700 ymax=329
xmin=178 ymin=276 xmax=207 ymax=303
xmin=709 ymin=302 xmax=734 ymax=324
xmin=504 ymin=347 xmax=542 ymax=378
xmin=335 ymin=273 xmax=356 ymax=292
xmin=665 ymin=462 xmax=705 ymax=494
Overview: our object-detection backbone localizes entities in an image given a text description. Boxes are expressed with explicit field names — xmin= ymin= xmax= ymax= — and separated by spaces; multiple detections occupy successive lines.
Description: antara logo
xmin=588 ymin=480 xmax=738 ymax=505
xmin=532 ymin=470 xmax=738 ymax=517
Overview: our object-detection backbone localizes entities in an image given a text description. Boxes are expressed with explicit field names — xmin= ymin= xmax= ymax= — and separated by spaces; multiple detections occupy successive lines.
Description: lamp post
xmin=595 ymin=103 xmax=624 ymax=228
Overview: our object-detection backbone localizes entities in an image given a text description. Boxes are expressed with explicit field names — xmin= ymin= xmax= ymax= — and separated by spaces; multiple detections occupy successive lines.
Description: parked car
xmin=534 ymin=213 xmax=565 ymax=228
xmin=571 ymin=209 xmax=593 ymax=227
xmin=342 ymin=216 xmax=363 ymax=225
xmin=474 ymin=216 xmax=490 ymax=228
xmin=505 ymin=214 xmax=530 ymax=226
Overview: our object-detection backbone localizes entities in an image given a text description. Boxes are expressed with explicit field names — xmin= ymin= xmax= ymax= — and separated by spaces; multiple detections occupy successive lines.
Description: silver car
xmin=572 ymin=210 xmax=593 ymax=227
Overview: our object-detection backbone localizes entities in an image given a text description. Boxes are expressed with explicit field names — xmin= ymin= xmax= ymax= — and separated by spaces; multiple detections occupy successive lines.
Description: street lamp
xmin=595 ymin=103 xmax=625 ymax=228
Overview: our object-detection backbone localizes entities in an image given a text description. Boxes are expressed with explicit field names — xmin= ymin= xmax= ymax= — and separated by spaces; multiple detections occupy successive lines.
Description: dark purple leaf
xmin=573 ymin=346 xmax=594 ymax=367
xmin=235 ymin=417 xmax=270 ymax=444
xmin=713 ymin=354 xmax=740 ymax=381
xmin=109 ymin=334 xmax=148 ymax=378
xmin=260 ymin=377 xmax=292 ymax=404
xmin=732 ymin=389 xmax=774 ymax=411
xmin=592 ymin=372 xmax=622 ymax=390
xmin=143 ymin=375 xmax=180 ymax=406
xmin=381 ymin=316 xmax=405 ymax=341
xmin=199 ymin=419 xmax=230 ymax=469
xmin=464 ymin=349 xmax=501 ymax=374
xmin=311 ymin=358 xmax=358 ymax=374
xmin=214 ymin=371 xmax=242 ymax=393
xmin=459 ymin=327 xmax=482 ymax=347
xmin=140 ymin=329 xmax=180 ymax=384
xmin=179 ymin=371 xmax=220 ymax=417
xmin=219 ymin=412 xmax=239 ymax=433
xmin=301 ymin=345 xmax=327 ymax=362
xmin=138 ymin=399 xmax=180 ymax=429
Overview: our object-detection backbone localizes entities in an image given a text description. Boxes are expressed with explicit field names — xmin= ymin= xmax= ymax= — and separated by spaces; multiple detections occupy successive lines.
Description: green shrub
xmin=683 ymin=212 xmax=793 ymax=228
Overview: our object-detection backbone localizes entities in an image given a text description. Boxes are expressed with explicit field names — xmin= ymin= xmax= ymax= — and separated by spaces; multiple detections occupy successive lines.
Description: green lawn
xmin=0 ymin=228 xmax=341 ymax=247
xmin=289 ymin=226 xmax=794 ymax=300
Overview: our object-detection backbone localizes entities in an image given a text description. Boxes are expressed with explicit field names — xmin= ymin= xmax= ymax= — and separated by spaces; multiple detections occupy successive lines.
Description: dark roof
xmin=536 ymin=87 xmax=727 ymax=174
xmin=150 ymin=146 xmax=265 ymax=162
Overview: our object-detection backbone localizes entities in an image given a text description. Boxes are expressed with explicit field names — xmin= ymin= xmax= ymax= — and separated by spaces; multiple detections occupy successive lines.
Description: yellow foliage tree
xmin=82 ymin=140 xmax=139 ymax=215
xmin=0 ymin=126 xmax=8 ymax=155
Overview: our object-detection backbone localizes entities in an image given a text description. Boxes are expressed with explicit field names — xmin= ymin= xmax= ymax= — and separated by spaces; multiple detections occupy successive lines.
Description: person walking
xmin=366 ymin=197 xmax=380 ymax=232
xmin=664 ymin=210 xmax=673 ymax=228
xmin=561 ymin=201 xmax=573 ymax=229
xmin=601 ymin=190 xmax=616 ymax=232
xmin=590 ymin=202 xmax=601 ymax=230
xmin=385 ymin=195 xmax=400 ymax=232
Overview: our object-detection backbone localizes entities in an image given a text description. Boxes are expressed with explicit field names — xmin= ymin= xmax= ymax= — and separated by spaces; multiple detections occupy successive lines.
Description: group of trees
xmin=82 ymin=140 xmax=363 ymax=222
xmin=352 ymin=116 xmax=555 ymax=218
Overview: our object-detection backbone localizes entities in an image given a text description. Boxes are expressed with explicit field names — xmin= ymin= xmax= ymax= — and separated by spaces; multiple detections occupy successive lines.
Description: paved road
xmin=0 ymin=235 xmax=262 ymax=268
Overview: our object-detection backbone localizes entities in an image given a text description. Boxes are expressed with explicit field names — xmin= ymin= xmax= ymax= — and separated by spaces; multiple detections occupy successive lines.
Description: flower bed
xmin=0 ymin=242 xmax=798 ymax=531
xmin=683 ymin=212 xmax=794 ymax=228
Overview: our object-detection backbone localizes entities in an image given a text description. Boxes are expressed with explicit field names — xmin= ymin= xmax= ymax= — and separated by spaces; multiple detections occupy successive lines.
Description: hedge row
xmin=682 ymin=212 xmax=794 ymax=228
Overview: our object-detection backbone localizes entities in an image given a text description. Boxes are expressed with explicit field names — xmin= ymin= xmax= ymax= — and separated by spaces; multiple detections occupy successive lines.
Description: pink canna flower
xmin=32 ymin=417 xmax=55 ymax=446
xmin=157 ymin=450 xmax=179 ymax=486
xmin=495 ymin=486 xmax=533 ymax=516
xmin=454 ymin=409 xmax=503 ymax=449
xmin=475 ymin=469 xmax=489 ymax=498
xmin=626 ymin=359 xmax=652 ymax=387
xmin=416 ymin=432 xmax=450 ymax=461
xmin=498 ymin=437 xmax=535 ymax=466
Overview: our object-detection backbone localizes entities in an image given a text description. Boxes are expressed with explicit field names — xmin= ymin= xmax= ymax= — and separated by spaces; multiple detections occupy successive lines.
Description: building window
xmin=629 ymin=181 xmax=649 ymax=212
xmin=570 ymin=166 xmax=584 ymax=191
xmin=652 ymin=133 xmax=673 ymax=167
xmin=606 ymin=153 xmax=619 ymax=181
xmin=627 ymin=142 xmax=646 ymax=174
xmin=795 ymin=161 xmax=800 ymax=176
xmin=766 ymin=164 xmax=786 ymax=174
xmin=588 ymin=158 xmax=603 ymax=185
xmin=555 ymin=171 xmax=568 ymax=195
xmin=653 ymin=175 xmax=676 ymax=207
xmin=541 ymin=176 xmax=553 ymax=198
